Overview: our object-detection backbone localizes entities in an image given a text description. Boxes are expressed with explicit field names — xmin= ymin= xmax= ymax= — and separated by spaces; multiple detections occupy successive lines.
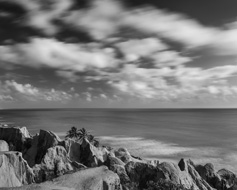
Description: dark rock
xmin=35 ymin=130 xmax=63 ymax=164
xmin=106 ymin=156 xmax=131 ymax=190
xmin=125 ymin=161 xmax=165 ymax=189
xmin=195 ymin=163 xmax=222 ymax=189
xmin=33 ymin=146 xmax=74 ymax=183
xmin=217 ymin=168 xmax=237 ymax=189
xmin=0 ymin=151 xmax=34 ymax=187
xmin=0 ymin=127 xmax=31 ymax=152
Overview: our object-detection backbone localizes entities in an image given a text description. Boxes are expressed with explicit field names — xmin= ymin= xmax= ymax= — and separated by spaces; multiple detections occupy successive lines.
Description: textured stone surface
xmin=4 ymin=166 xmax=121 ymax=190
xmin=0 ymin=140 xmax=9 ymax=151
xmin=33 ymin=146 xmax=74 ymax=183
xmin=0 ymin=127 xmax=31 ymax=152
xmin=0 ymin=151 xmax=34 ymax=187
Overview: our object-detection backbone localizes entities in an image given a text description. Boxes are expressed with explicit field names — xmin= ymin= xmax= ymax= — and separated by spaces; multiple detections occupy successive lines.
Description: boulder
xmin=0 ymin=140 xmax=9 ymax=151
xmin=106 ymin=156 xmax=131 ymax=190
xmin=80 ymin=139 xmax=109 ymax=167
xmin=5 ymin=166 xmax=121 ymax=190
xmin=177 ymin=159 xmax=213 ymax=190
xmin=33 ymin=146 xmax=74 ymax=183
xmin=64 ymin=139 xmax=81 ymax=163
xmin=114 ymin=148 xmax=133 ymax=164
xmin=125 ymin=161 xmax=165 ymax=189
xmin=34 ymin=130 xmax=63 ymax=164
xmin=217 ymin=169 xmax=237 ymax=189
xmin=195 ymin=163 xmax=222 ymax=189
xmin=0 ymin=127 xmax=31 ymax=152
xmin=0 ymin=151 xmax=34 ymax=188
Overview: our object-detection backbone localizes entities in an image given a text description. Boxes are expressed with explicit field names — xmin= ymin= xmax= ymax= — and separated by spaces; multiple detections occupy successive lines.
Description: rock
xmin=0 ymin=151 xmax=34 ymax=188
xmin=114 ymin=148 xmax=133 ymax=164
xmin=147 ymin=160 xmax=159 ymax=167
xmin=0 ymin=140 xmax=9 ymax=151
xmin=5 ymin=166 xmax=121 ymax=190
xmin=195 ymin=163 xmax=222 ymax=189
xmin=80 ymin=139 xmax=109 ymax=167
xmin=34 ymin=130 xmax=63 ymax=164
xmin=33 ymin=146 xmax=74 ymax=183
xmin=0 ymin=126 xmax=31 ymax=152
xmin=64 ymin=139 xmax=81 ymax=163
xmin=177 ymin=159 xmax=213 ymax=190
xmin=106 ymin=156 xmax=131 ymax=190
xmin=23 ymin=134 xmax=39 ymax=167
xmin=125 ymin=161 xmax=165 ymax=189
xmin=217 ymin=169 xmax=236 ymax=189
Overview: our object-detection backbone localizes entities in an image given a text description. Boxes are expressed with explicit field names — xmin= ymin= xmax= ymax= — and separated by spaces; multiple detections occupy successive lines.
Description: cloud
xmin=63 ymin=0 xmax=237 ymax=55
xmin=0 ymin=80 xmax=75 ymax=102
xmin=0 ymin=38 xmax=119 ymax=72
xmin=8 ymin=0 xmax=73 ymax=34
xmin=116 ymin=38 xmax=167 ymax=61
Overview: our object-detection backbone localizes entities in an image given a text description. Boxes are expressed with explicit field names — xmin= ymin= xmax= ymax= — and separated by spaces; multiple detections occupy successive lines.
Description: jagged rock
xmin=5 ymin=166 xmax=121 ymax=190
xmin=0 ymin=126 xmax=31 ymax=152
xmin=80 ymin=139 xmax=109 ymax=167
xmin=33 ymin=146 xmax=74 ymax=183
xmin=195 ymin=163 xmax=222 ymax=189
xmin=0 ymin=140 xmax=9 ymax=151
xmin=0 ymin=151 xmax=34 ymax=187
xmin=114 ymin=148 xmax=133 ymax=164
xmin=177 ymin=159 xmax=213 ymax=190
xmin=106 ymin=156 xmax=131 ymax=190
xmin=125 ymin=161 xmax=165 ymax=189
xmin=217 ymin=169 xmax=237 ymax=189
xmin=23 ymin=134 xmax=39 ymax=167
xmin=34 ymin=130 xmax=63 ymax=164
xmin=64 ymin=139 xmax=81 ymax=163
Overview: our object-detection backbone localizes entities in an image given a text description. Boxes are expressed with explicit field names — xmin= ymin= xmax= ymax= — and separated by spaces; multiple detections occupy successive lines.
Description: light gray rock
xmin=0 ymin=151 xmax=34 ymax=188
xmin=0 ymin=140 xmax=9 ymax=151
xmin=33 ymin=146 xmax=74 ymax=183
xmin=4 ymin=166 xmax=122 ymax=190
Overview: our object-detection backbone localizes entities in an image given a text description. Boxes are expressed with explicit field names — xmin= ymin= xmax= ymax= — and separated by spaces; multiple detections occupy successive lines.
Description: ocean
xmin=0 ymin=108 xmax=237 ymax=173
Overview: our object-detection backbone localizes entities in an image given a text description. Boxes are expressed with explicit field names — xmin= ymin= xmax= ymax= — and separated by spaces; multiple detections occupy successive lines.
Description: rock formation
xmin=1 ymin=126 xmax=237 ymax=190
xmin=0 ymin=140 xmax=9 ymax=151
xmin=0 ymin=151 xmax=34 ymax=187
xmin=3 ymin=166 xmax=121 ymax=190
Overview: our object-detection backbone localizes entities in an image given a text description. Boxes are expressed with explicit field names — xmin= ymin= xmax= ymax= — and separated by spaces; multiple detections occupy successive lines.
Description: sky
xmin=0 ymin=0 xmax=237 ymax=109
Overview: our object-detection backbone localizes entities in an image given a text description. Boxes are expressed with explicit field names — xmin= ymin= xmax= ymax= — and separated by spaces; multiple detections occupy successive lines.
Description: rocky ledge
xmin=0 ymin=126 xmax=236 ymax=190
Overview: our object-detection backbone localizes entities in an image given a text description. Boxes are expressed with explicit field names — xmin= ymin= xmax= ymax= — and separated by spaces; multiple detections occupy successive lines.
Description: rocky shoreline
xmin=0 ymin=126 xmax=236 ymax=190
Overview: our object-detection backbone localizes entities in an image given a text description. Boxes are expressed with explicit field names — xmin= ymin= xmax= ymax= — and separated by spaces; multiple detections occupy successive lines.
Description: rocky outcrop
xmin=217 ymin=169 xmax=237 ymax=189
xmin=0 ymin=140 xmax=9 ymax=151
xmin=125 ymin=161 xmax=165 ymax=189
xmin=195 ymin=163 xmax=222 ymax=189
xmin=106 ymin=155 xmax=131 ymax=190
xmin=5 ymin=166 xmax=121 ymax=190
xmin=0 ymin=127 xmax=31 ymax=152
xmin=33 ymin=146 xmax=74 ymax=183
xmin=2 ymin=126 xmax=237 ymax=190
xmin=80 ymin=139 xmax=109 ymax=167
xmin=24 ymin=130 xmax=64 ymax=167
xmin=0 ymin=151 xmax=34 ymax=187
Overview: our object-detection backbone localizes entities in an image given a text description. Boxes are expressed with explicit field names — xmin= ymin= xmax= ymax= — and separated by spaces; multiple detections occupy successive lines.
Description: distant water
xmin=0 ymin=108 xmax=237 ymax=173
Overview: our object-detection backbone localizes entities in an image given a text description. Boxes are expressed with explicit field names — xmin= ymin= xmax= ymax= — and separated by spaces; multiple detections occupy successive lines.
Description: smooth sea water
xmin=0 ymin=108 xmax=237 ymax=173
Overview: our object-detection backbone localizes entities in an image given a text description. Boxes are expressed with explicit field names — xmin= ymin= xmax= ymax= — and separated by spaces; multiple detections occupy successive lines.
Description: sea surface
xmin=0 ymin=108 xmax=237 ymax=173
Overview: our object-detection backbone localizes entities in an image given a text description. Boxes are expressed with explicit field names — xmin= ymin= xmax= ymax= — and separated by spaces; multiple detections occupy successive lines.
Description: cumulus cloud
xmin=0 ymin=80 xmax=75 ymax=102
xmin=0 ymin=38 xmax=119 ymax=72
